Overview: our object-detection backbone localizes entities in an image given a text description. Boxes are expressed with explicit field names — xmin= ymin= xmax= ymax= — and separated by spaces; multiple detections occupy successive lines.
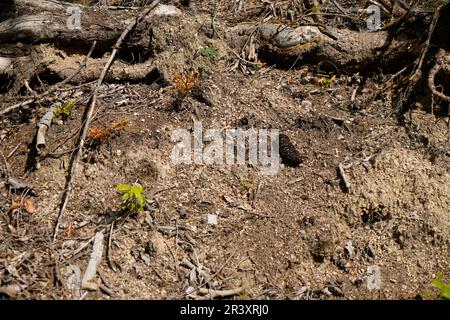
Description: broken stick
xmin=81 ymin=231 xmax=104 ymax=291
xmin=338 ymin=163 xmax=352 ymax=193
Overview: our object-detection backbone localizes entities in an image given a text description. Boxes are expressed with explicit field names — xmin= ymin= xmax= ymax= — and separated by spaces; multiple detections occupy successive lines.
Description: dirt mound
xmin=0 ymin=0 xmax=449 ymax=300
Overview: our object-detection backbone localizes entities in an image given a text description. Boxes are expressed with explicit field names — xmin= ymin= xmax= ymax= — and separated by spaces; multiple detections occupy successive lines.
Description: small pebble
xmin=207 ymin=214 xmax=218 ymax=225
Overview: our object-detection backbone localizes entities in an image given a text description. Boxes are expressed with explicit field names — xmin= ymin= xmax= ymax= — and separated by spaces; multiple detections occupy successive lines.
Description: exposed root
xmin=428 ymin=48 xmax=450 ymax=105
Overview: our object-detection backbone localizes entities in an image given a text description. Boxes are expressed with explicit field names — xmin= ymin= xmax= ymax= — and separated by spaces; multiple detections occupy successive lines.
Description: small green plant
xmin=199 ymin=46 xmax=218 ymax=60
xmin=432 ymin=273 xmax=450 ymax=300
xmin=116 ymin=184 xmax=147 ymax=214
xmin=421 ymin=273 xmax=450 ymax=300
xmin=54 ymin=99 xmax=77 ymax=121
xmin=318 ymin=75 xmax=336 ymax=87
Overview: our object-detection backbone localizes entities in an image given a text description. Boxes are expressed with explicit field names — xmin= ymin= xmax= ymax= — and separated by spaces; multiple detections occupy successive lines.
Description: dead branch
xmin=81 ymin=231 xmax=104 ymax=291
xmin=409 ymin=1 xmax=445 ymax=82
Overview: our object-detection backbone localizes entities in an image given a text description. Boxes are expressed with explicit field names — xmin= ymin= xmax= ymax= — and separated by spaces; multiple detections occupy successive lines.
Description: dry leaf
xmin=10 ymin=198 xmax=22 ymax=211
xmin=66 ymin=221 xmax=74 ymax=237
xmin=24 ymin=199 xmax=36 ymax=214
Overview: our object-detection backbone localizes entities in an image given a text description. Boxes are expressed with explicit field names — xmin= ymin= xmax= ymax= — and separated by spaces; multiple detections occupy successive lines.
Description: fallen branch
xmin=53 ymin=0 xmax=159 ymax=241
xmin=81 ymin=231 xmax=104 ymax=291
xmin=99 ymin=283 xmax=116 ymax=297
xmin=35 ymin=103 xmax=59 ymax=152
xmin=6 ymin=177 xmax=37 ymax=196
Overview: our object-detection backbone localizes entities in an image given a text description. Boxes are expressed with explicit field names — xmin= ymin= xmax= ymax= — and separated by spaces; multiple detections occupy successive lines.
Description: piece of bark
xmin=36 ymin=103 xmax=58 ymax=152
xmin=338 ymin=163 xmax=351 ymax=193
xmin=81 ymin=231 xmax=104 ymax=291
xmin=66 ymin=265 xmax=82 ymax=299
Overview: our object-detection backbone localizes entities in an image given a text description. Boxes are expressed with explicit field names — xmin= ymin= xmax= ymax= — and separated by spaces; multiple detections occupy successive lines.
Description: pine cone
xmin=279 ymin=133 xmax=303 ymax=167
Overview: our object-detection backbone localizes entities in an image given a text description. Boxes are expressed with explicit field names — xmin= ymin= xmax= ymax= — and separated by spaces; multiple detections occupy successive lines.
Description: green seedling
xmin=199 ymin=46 xmax=218 ymax=60
xmin=318 ymin=75 xmax=336 ymax=87
xmin=432 ymin=273 xmax=450 ymax=300
xmin=54 ymin=99 xmax=77 ymax=121
xmin=420 ymin=272 xmax=450 ymax=300
xmin=116 ymin=183 xmax=147 ymax=214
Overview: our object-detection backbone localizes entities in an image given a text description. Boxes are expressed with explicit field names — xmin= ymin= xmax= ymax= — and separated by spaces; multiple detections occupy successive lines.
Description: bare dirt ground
xmin=0 ymin=0 xmax=449 ymax=300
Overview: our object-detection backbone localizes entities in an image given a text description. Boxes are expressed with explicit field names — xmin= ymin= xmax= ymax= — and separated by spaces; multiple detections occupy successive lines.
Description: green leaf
xmin=441 ymin=290 xmax=450 ymax=300
xmin=431 ymin=273 xmax=450 ymax=300
xmin=200 ymin=46 xmax=218 ymax=60
xmin=116 ymin=184 xmax=131 ymax=192
xmin=116 ymin=183 xmax=146 ymax=214
xmin=131 ymin=185 xmax=142 ymax=195
xmin=54 ymin=99 xmax=77 ymax=120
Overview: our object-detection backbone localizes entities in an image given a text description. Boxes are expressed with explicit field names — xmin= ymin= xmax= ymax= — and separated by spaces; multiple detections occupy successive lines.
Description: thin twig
xmin=66 ymin=230 xmax=104 ymax=261
xmin=7 ymin=144 xmax=21 ymax=159
xmin=329 ymin=0 xmax=350 ymax=18
xmin=251 ymin=181 xmax=261 ymax=209
xmin=107 ymin=220 xmax=118 ymax=272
